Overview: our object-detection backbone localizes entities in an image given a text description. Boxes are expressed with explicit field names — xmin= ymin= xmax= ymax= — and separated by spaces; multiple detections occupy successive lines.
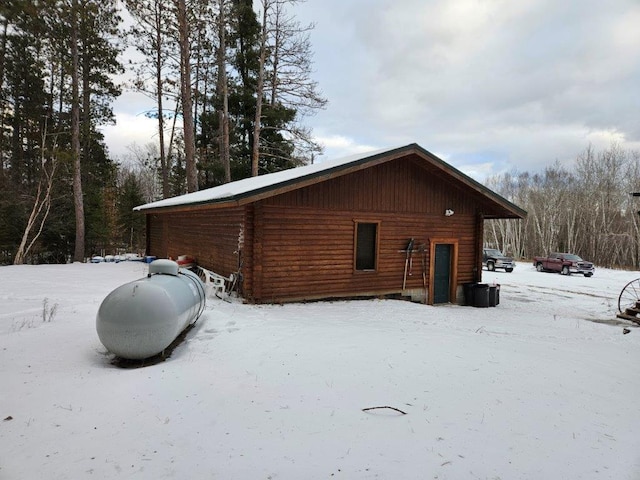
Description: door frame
xmin=428 ymin=238 xmax=458 ymax=305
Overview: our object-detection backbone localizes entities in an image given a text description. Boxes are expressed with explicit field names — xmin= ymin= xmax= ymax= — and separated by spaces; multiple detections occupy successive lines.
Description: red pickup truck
xmin=533 ymin=253 xmax=594 ymax=277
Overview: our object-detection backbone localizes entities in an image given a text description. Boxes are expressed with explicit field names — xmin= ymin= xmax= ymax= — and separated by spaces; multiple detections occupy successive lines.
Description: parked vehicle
xmin=533 ymin=253 xmax=594 ymax=277
xmin=483 ymin=248 xmax=515 ymax=272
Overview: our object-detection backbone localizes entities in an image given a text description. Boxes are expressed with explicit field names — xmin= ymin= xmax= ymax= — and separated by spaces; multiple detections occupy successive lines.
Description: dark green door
xmin=433 ymin=244 xmax=452 ymax=304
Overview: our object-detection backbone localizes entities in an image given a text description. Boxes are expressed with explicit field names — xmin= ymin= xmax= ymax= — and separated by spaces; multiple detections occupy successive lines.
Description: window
xmin=355 ymin=222 xmax=378 ymax=271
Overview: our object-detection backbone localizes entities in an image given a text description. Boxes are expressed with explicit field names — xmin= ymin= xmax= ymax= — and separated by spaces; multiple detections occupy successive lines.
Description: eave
xmin=134 ymin=143 xmax=527 ymax=220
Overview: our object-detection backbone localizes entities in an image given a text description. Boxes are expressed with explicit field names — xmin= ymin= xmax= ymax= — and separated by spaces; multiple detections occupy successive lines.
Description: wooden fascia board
xmin=139 ymin=199 xmax=241 ymax=214
xmin=482 ymin=213 xmax=525 ymax=220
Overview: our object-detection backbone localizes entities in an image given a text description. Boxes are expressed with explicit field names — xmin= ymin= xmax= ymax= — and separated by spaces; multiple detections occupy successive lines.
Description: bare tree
xmin=523 ymin=164 xmax=574 ymax=255
xmin=267 ymin=0 xmax=326 ymax=160
xmin=252 ymin=0 xmax=326 ymax=174
xmin=575 ymin=143 xmax=626 ymax=265
xmin=126 ymin=0 xmax=177 ymax=199
xmin=484 ymin=144 xmax=640 ymax=268
xmin=623 ymin=151 xmax=640 ymax=268
xmin=125 ymin=142 xmax=163 ymax=203
xmin=484 ymin=172 xmax=527 ymax=258
xmin=14 ymin=125 xmax=58 ymax=265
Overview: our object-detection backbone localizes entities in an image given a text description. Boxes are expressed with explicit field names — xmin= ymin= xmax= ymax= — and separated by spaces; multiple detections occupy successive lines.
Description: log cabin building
xmin=134 ymin=144 xmax=526 ymax=304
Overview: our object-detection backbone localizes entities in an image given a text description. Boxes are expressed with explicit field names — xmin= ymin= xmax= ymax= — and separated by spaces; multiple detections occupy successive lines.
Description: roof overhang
xmin=134 ymin=143 xmax=526 ymax=220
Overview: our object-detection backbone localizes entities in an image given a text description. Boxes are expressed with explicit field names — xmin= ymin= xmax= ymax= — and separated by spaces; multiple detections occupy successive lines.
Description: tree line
xmin=4 ymin=3 xmax=638 ymax=272
xmin=484 ymin=144 xmax=640 ymax=269
xmin=0 ymin=0 xmax=325 ymax=265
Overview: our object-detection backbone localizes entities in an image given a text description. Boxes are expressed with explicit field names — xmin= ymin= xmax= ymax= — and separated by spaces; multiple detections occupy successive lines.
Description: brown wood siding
xmin=264 ymin=156 xmax=485 ymax=215
xmin=249 ymin=204 xmax=476 ymax=303
xmin=242 ymin=157 xmax=483 ymax=302
xmin=146 ymin=208 xmax=244 ymax=279
xmin=474 ymin=213 xmax=485 ymax=282
xmin=241 ymin=204 xmax=254 ymax=299
xmin=145 ymin=153 xmax=493 ymax=303
xmin=147 ymin=214 xmax=167 ymax=258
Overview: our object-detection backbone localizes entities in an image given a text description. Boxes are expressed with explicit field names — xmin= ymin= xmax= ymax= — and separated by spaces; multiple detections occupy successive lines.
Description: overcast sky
xmin=102 ymin=0 xmax=640 ymax=182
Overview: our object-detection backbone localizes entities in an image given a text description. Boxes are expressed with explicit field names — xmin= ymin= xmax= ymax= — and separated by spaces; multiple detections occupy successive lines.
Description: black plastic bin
xmin=489 ymin=284 xmax=500 ymax=306
xmin=473 ymin=283 xmax=490 ymax=307
xmin=463 ymin=283 xmax=476 ymax=306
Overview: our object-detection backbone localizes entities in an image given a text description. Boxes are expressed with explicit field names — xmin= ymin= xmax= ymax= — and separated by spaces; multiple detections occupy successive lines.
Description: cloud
xmin=106 ymin=0 xmax=640 ymax=182
xmin=295 ymin=0 xmax=640 ymax=178
xmin=312 ymin=132 xmax=379 ymax=160
xmin=100 ymin=92 xmax=161 ymax=158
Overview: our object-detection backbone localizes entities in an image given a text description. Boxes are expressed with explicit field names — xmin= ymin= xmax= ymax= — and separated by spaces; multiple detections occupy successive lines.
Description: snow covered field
xmin=1 ymin=260 xmax=639 ymax=479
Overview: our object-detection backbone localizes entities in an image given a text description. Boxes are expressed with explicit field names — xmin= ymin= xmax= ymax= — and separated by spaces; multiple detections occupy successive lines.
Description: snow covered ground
xmin=1 ymin=260 xmax=639 ymax=479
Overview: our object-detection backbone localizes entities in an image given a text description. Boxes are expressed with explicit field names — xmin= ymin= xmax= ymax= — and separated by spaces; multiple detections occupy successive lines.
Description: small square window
xmin=355 ymin=222 xmax=378 ymax=271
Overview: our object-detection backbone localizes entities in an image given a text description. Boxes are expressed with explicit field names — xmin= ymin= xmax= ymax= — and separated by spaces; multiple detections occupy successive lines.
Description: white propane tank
xmin=96 ymin=259 xmax=206 ymax=359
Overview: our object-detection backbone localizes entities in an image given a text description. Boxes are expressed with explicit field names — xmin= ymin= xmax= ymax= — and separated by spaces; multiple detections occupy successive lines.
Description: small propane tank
xmin=96 ymin=259 xmax=206 ymax=359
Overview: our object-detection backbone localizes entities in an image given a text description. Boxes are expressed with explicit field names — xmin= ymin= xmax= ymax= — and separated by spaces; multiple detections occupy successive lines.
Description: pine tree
xmin=0 ymin=0 xmax=122 ymax=263
xmin=117 ymin=169 xmax=146 ymax=252
xmin=62 ymin=0 xmax=123 ymax=261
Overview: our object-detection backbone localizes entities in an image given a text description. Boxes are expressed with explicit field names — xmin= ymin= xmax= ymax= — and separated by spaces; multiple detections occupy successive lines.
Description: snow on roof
xmin=133 ymin=145 xmax=401 ymax=211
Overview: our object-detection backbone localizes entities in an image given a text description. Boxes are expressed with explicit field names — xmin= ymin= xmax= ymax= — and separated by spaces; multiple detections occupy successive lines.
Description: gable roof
xmin=134 ymin=143 xmax=526 ymax=219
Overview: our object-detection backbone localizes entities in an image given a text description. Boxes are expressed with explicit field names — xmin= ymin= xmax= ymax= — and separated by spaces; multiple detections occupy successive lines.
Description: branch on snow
xmin=362 ymin=406 xmax=407 ymax=415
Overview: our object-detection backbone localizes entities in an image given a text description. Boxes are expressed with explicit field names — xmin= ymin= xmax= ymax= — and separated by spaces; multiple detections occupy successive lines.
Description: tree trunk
xmin=81 ymin=21 xmax=91 ymax=178
xmin=251 ymin=1 xmax=269 ymax=177
xmin=0 ymin=17 xmax=7 ymax=176
xmin=155 ymin=1 xmax=169 ymax=198
xmin=71 ymin=0 xmax=85 ymax=262
xmin=176 ymin=0 xmax=197 ymax=192
xmin=14 ymin=158 xmax=57 ymax=264
xmin=217 ymin=0 xmax=230 ymax=183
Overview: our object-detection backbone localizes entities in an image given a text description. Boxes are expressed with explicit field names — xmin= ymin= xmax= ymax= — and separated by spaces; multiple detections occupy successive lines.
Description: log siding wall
xmin=145 ymin=155 xmax=498 ymax=303
xmin=246 ymin=159 xmax=483 ymax=303
xmin=249 ymin=204 xmax=476 ymax=303
xmin=147 ymin=207 xmax=244 ymax=279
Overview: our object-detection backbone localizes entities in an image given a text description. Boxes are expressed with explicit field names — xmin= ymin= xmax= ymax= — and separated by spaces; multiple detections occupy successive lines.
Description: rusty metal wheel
xmin=618 ymin=278 xmax=640 ymax=313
